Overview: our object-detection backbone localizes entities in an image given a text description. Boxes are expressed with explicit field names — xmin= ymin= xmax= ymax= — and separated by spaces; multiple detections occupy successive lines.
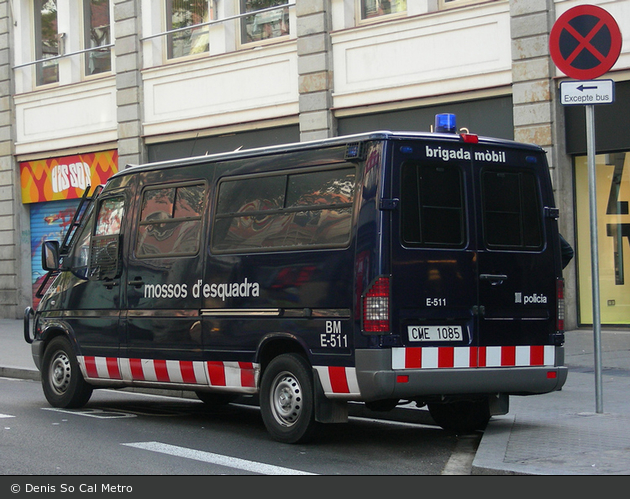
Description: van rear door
xmin=474 ymin=143 xmax=559 ymax=351
xmin=390 ymin=138 xmax=559 ymax=365
xmin=391 ymin=139 xmax=478 ymax=355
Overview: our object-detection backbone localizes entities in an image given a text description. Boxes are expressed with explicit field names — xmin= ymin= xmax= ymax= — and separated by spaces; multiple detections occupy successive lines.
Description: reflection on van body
xmin=26 ymin=124 xmax=568 ymax=443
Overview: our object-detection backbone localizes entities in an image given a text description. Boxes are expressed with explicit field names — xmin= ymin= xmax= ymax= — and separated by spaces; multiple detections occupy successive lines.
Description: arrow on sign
xmin=560 ymin=79 xmax=615 ymax=106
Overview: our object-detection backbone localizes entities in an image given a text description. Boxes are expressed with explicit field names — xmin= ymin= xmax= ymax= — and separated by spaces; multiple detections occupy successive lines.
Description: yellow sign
xmin=575 ymin=152 xmax=630 ymax=324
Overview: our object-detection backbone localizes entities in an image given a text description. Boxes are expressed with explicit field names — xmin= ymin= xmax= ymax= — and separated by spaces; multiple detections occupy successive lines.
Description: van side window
xmin=66 ymin=207 xmax=96 ymax=279
xmin=400 ymin=162 xmax=465 ymax=247
xmin=482 ymin=170 xmax=543 ymax=250
xmin=212 ymin=167 xmax=356 ymax=252
xmin=90 ymin=196 xmax=125 ymax=280
xmin=136 ymin=183 xmax=206 ymax=257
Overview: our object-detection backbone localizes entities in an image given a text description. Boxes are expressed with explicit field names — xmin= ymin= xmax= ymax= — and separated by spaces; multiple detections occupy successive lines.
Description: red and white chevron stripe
xmin=392 ymin=345 xmax=556 ymax=370
xmin=314 ymin=365 xmax=360 ymax=398
xmin=78 ymin=356 xmax=258 ymax=392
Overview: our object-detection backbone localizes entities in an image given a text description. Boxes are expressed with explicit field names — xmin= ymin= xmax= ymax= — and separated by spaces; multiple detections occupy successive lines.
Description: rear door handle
xmin=480 ymin=274 xmax=507 ymax=285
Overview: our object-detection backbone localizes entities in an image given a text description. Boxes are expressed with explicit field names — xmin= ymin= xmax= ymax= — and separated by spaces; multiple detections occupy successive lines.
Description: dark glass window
xmin=35 ymin=0 xmax=59 ymax=86
xmin=136 ymin=183 xmax=205 ymax=257
xmin=400 ymin=162 xmax=465 ymax=247
xmin=84 ymin=0 xmax=111 ymax=75
xmin=482 ymin=170 xmax=543 ymax=249
xmin=213 ymin=167 xmax=356 ymax=252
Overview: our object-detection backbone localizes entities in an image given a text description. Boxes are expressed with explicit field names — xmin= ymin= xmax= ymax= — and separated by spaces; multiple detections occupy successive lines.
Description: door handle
xmin=128 ymin=278 xmax=144 ymax=288
xmin=103 ymin=280 xmax=119 ymax=289
xmin=480 ymin=274 xmax=507 ymax=285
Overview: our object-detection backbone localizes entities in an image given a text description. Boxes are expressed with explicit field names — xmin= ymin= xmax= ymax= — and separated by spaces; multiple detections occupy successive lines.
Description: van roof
xmin=114 ymin=130 xmax=545 ymax=177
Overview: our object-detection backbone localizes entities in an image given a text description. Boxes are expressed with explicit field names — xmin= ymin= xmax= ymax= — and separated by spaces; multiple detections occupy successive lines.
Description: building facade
xmin=2 ymin=0 xmax=630 ymax=329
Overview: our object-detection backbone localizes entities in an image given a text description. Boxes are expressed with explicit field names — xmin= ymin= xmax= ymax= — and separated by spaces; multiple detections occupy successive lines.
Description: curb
xmin=0 ymin=366 xmax=40 ymax=381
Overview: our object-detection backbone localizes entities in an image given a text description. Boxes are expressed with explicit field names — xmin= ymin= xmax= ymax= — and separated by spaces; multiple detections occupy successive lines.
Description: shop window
xmin=241 ymin=0 xmax=289 ymax=44
xmin=575 ymin=152 xmax=630 ymax=325
xmin=360 ymin=0 xmax=406 ymax=20
xmin=84 ymin=0 xmax=111 ymax=75
xmin=166 ymin=0 xmax=214 ymax=59
xmin=35 ymin=0 xmax=59 ymax=86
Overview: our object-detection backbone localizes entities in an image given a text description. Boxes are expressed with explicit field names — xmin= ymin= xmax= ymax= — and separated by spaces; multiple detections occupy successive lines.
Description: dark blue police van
xmin=25 ymin=115 xmax=568 ymax=443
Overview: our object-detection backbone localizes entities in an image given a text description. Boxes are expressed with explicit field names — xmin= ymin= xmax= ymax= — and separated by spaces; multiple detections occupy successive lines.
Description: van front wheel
xmin=260 ymin=353 xmax=318 ymax=444
xmin=41 ymin=336 xmax=93 ymax=408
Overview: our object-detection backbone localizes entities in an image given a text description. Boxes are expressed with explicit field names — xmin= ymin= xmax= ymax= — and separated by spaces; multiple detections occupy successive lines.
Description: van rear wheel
xmin=428 ymin=398 xmax=490 ymax=433
xmin=41 ymin=336 xmax=93 ymax=408
xmin=260 ymin=353 xmax=318 ymax=444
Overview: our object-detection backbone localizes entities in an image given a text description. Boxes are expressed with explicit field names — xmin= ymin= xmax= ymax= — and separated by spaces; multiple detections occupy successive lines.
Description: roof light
xmin=461 ymin=133 xmax=478 ymax=144
xmin=434 ymin=113 xmax=457 ymax=133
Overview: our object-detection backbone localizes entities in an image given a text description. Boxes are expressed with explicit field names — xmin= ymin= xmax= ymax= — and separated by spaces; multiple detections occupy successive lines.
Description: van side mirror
xmin=41 ymin=240 xmax=60 ymax=271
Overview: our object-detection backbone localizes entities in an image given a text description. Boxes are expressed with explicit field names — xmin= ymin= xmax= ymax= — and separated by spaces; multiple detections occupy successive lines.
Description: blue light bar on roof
xmin=435 ymin=113 xmax=457 ymax=133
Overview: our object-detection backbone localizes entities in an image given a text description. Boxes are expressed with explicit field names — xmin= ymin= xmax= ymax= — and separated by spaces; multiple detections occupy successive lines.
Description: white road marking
xmin=42 ymin=407 xmax=137 ymax=419
xmin=441 ymin=434 xmax=480 ymax=475
xmin=0 ymin=414 xmax=15 ymax=418
xmin=122 ymin=441 xmax=317 ymax=475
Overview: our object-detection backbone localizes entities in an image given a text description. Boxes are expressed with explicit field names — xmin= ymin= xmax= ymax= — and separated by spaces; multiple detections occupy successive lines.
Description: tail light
xmin=556 ymin=278 xmax=565 ymax=332
xmin=363 ymin=277 xmax=390 ymax=333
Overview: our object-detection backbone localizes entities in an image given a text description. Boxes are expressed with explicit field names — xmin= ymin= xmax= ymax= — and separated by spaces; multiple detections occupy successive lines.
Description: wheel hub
xmin=271 ymin=373 xmax=302 ymax=426
xmin=50 ymin=352 xmax=71 ymax=395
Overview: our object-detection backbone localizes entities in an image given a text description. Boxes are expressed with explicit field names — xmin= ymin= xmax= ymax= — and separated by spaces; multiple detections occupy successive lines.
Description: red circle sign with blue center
xmin=549 ymin=4 xmax=622 ymax=80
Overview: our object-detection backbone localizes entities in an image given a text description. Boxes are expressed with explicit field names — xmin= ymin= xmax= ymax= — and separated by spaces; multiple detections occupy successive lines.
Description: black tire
xmin=260 ymin=353 xmax=318 ymax=444
xmin=195 ymin=391 xmax=237 ymax=406
xmin=41 ymin=336 xmax=93 ymax=408
xmin=428 ymin=398 xmax=491 ymax=433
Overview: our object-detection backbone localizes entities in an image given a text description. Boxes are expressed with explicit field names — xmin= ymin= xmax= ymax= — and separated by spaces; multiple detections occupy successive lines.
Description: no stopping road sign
xmin=549 ymin=4 xmax=622 ymax=80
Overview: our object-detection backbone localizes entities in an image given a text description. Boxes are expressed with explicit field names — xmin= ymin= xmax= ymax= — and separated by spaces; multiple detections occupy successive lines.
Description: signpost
xmin=550 ymin=4 xmax=622 ymax=414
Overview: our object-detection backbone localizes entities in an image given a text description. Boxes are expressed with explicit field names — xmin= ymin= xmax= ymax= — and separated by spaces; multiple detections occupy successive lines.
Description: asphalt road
xmin=0 ymin=376 xmax=474 ymax=476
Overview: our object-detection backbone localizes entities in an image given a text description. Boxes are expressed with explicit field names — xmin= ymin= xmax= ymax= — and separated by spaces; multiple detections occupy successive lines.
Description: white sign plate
xmin=560 ymin=79 xmax=615 ymax=106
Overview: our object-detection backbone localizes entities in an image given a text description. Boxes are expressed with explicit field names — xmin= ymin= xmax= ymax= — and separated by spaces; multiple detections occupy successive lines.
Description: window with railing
xmin=84 ymin=0 xmax=112 ymax=75
xmin=360 ymin=0 xmax=406 ymax=21
xmin=35 ymin=0 xmax=59 ymax=86
xmin=439 ymin=0 xmax=493 ymax=9
xmin=241 ymin=0 xmax=289 ymax=45
xmin=166 ymin=0 xmax=215 ymax=59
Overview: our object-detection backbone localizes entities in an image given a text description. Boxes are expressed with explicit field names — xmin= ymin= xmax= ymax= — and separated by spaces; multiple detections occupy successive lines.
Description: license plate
xmin=408 ymin=325 xmax=463 ymax=342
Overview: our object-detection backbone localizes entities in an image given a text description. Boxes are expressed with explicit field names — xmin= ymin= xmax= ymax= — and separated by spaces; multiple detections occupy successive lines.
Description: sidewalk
xmin=2 ymin=318 xmax=630 ymax=474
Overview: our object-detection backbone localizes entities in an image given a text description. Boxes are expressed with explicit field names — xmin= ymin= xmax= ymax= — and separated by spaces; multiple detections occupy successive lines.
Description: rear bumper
xmin=355 ymin=346 xmax=567 ymax=401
